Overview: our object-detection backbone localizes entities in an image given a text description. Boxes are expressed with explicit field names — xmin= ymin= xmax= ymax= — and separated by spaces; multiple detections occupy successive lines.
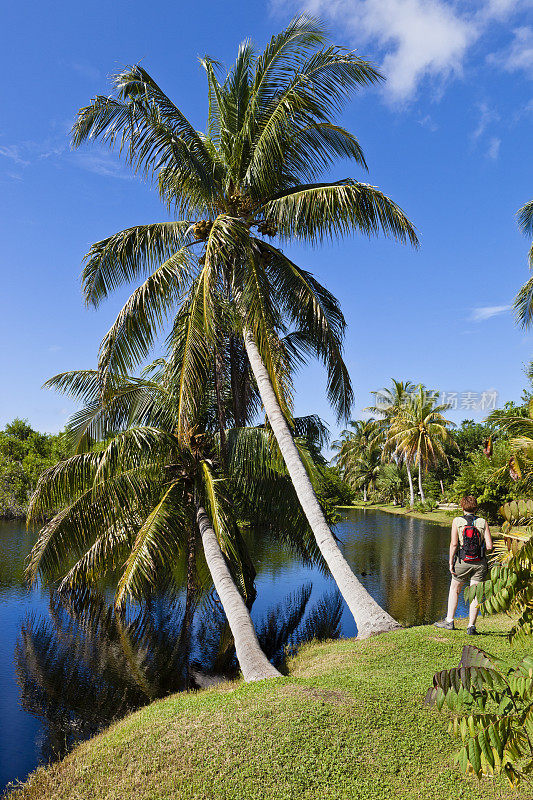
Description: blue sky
xmin=1 ymin=0 xmax=532 ymax=441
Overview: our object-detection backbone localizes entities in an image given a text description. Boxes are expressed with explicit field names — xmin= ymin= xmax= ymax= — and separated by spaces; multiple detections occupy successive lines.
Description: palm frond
xmin=262 ymin=180 xmax=419 ymax=246
xmin=115 ymin=483 xmax=187 ymax=607
xmin=97 ymin=246 xmax=195 ymax=380
xmin=81 ymin=222 xmax=193 ymax=307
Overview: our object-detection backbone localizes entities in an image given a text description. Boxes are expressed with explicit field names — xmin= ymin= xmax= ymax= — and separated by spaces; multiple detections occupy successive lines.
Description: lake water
xmin=0 ymin=509 xmax=467 ymax=794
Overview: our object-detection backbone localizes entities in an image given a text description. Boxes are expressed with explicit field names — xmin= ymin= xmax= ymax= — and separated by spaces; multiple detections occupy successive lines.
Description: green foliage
xmin=375 ymin=462 xmax=410 ymax=505
xmin=427 ymin=645 xmax=533 ymax=787
xmin=412 ymin=499 xmax=438 ymax=513
xmin=316 ymin=465 xmax=355 ymax=506
xmin=0 ymin=419 xmax=67 ymax=518
xmin=67 ymin=17 xmax=418 ymax=446
xmin=451 ymin=439 xmax=522 ymax=521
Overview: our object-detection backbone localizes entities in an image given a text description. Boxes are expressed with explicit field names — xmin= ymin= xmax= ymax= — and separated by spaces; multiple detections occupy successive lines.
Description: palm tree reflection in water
xmin=15 ymin=585 xmax=342 ymax=765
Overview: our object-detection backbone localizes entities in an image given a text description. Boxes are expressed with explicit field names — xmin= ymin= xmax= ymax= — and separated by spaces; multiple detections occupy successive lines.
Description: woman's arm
xmin=484 ymin=522 xmax=493 ymax=552
xmin=449 ymin=521 xmax=459 ymax=574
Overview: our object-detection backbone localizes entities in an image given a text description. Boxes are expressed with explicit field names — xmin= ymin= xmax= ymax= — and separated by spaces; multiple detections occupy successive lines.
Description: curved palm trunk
xmin=243 ymin=332 xmax=400 ymax=639
xmin=406 ymin=461 xmax=415 ymax=506
xmin=418 ymin=463 xmax=425 ymax=503
xmin=196 ymin=504 xmax=280 ymax=681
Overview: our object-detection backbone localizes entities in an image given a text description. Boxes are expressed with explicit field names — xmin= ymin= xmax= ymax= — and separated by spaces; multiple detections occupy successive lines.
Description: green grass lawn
xmin=8 ymin=616 xmax=532 ymax=800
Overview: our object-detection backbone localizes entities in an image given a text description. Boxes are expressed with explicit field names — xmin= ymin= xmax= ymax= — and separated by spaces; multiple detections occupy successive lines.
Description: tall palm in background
xmin=387 ymin=386 xmax=454 ymax=503
xmin=71 ymin=16 xmax=417 ymax=636
xmin=367 ymin=379 xmax=416 ymax=505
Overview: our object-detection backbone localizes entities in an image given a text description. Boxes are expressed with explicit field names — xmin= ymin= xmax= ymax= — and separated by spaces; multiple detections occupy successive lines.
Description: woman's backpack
xmin=459 ymin=515 xmax=484 ymax=562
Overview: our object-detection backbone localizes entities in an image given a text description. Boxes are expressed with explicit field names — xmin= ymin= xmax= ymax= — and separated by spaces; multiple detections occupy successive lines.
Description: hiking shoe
xmin=434 ymin=619 xmax=454 ymax=630
xmin=467 ymin=626 xmax=478 ymax=635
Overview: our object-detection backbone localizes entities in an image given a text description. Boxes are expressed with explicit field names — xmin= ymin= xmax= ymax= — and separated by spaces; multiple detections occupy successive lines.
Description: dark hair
xmin=460 ymin=495 xmax=478 ymax=513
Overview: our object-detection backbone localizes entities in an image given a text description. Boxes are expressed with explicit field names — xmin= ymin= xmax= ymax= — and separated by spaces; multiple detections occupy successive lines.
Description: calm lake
xmin=0 ymin=509 xmax=467 ymax=794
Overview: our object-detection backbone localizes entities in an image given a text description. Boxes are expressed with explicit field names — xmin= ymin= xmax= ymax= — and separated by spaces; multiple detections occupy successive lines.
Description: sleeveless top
xmin=453 ymin=515 xmax=486 ymax=547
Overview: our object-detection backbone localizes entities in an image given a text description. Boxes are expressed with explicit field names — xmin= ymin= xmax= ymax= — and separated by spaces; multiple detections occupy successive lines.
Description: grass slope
xmin=8 ymin=618 xmax=531 ymax=800
xmin=338 ymin=501 xmax=455 ymax=527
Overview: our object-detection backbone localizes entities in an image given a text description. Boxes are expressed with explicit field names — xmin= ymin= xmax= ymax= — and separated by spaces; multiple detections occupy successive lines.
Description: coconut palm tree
xmin=28 ymin=362 xmax=334 ymax=681
xmin=348 ymin=445 xmax=382 ymax=502
xmin=332 ymin=419 xmax=381 ymax=500
xmin=514 ymin=199 xmax=533 ymax=327
xmin=27 ymin=369 xmax=283 ymax=682
xmin=70 ymin=17 xmax=417 ymax=636
xmin=366 ymin=379 xmax=416 ymax=506
xmin=387 ymin=386 xmax=455 ymax=503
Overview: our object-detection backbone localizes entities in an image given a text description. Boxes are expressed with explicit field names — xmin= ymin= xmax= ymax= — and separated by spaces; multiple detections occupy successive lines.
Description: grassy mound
xmin=8 ymin=617 xmax=531 ymax=800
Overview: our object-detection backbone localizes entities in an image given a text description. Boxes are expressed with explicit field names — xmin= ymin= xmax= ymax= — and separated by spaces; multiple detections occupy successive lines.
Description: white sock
xmin=445 ymin=617 xmax=454 ymax=623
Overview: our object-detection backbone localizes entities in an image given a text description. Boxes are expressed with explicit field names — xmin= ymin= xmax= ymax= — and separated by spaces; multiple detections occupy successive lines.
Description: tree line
xmin=333 ymin=377 xmax=533 ymax=520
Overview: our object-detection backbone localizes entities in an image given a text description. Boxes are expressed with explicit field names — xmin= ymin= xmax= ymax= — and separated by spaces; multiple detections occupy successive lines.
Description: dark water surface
xmin=0 ymin=509 xmax=466 ymax=793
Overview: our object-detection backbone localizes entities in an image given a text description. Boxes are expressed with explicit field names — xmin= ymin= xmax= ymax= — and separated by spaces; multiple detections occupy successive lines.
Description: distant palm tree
xmin=349 ymin=446 xmax=382 ymax=502
xmin=514 ymin=199 xmax=533 ymax=327
xmin=366 ymin=379 xmax=416 ymax=505
xmin=387 ymin=385 xmax=455 ymax=503
xmin=376 ymin=463 xmax=409 ymax=506
xmin=70 ymin=17 xmax=417 ymax=636
xmin=333 ymin=419 xmax=381 ymax=500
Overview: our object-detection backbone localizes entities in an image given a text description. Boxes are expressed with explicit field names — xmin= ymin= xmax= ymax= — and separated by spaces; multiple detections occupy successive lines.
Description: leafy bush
xmin=412 ymin=499 xmax=437 ymax=513
xmin=426 ymin=645 xmax=533 ymax=787
xmin=318 ymin=466 xmax=355 ymax=506
xmin=451 ymin=440 xmax=524 ymax=521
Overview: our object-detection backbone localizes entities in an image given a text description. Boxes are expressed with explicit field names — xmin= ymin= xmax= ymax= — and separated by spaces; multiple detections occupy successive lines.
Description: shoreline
xmin=336 ymin=501 xmax=454 ymax=527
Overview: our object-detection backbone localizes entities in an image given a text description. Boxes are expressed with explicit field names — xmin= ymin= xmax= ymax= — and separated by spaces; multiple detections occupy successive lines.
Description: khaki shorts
xmin=453 ymin=558 xmax=488 ymax=583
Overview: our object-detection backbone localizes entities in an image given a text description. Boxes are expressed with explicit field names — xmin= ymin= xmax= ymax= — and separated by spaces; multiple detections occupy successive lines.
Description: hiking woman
xmin=434 ymin=495 xmax=493 ymax=635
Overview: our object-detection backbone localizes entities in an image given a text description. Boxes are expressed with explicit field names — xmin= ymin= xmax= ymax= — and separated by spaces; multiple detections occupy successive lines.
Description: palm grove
xmin=23 ymin=17 xmax=423 ymax=682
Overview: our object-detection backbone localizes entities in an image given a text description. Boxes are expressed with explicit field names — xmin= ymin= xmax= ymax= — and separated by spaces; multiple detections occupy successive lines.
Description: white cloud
xmin=0 ymin=145 xmax=30 ymax=167
xmin=491 ymin=25 xmax=533 ymax=74
xmin=283 ymin=0 xmax=533 ymax=101
xmin=487 ymin=135 xmax=501 ymax=158
xmin=71 ymin=61 xmax=101 ymax=81
xmin=472 ymin=101 xmax=499 ymax=140
xmin=0 ymin=135 xmax=131 ymax=181
xmin=471 ymin=304 xmax=511 ymax=320
xmin=418 ymin=113 xmax=438 ymax=130
xmin=69 ymin=151 xmax=132 ymax=180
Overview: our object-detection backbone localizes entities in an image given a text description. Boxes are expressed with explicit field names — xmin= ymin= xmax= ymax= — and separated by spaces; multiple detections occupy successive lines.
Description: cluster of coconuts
xmin=193 ymin=219 xmax=213 ymax=240
xmin=228 ymin=192 xmax=257 ymax=217
xmin=257 ymin=220 xmax=278 ymax=237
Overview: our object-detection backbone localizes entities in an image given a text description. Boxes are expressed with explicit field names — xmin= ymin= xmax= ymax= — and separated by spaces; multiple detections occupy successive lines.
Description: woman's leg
xmin=446 ymin=577 xmax=464 ymax=622
xmin=468 ymin=580 xmax=481 ymax=627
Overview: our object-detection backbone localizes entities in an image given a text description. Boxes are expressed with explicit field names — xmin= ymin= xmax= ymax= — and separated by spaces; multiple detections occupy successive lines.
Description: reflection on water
xmin=0 ymin=508 xmax=464 ymax=792
xmin=336 ymin=509 xmax=467 ymax=627
xmin=14 ymin=585 xmax=342 ymax=768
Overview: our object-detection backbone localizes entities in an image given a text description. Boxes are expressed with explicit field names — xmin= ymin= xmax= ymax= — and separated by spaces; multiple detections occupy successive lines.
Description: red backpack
xmin=459 ymin=515 xmax=484 ymax=562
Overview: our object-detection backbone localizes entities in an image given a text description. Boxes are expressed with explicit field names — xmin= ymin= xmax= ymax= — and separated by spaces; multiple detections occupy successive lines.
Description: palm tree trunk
xmin=196 ymin=503 xmax=281 ymax=681
xmin=418 ymin=463 xmax=425 ymax=503
xmin=406 ymin=461 xmax=415 ymax=506
xmin=213 ymin=346 xmax=227 ymax=463
xmin=363 ymin=485 xmax=367 ymax=502
xmin=243 ymin=332 xmax=400 ymax=639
